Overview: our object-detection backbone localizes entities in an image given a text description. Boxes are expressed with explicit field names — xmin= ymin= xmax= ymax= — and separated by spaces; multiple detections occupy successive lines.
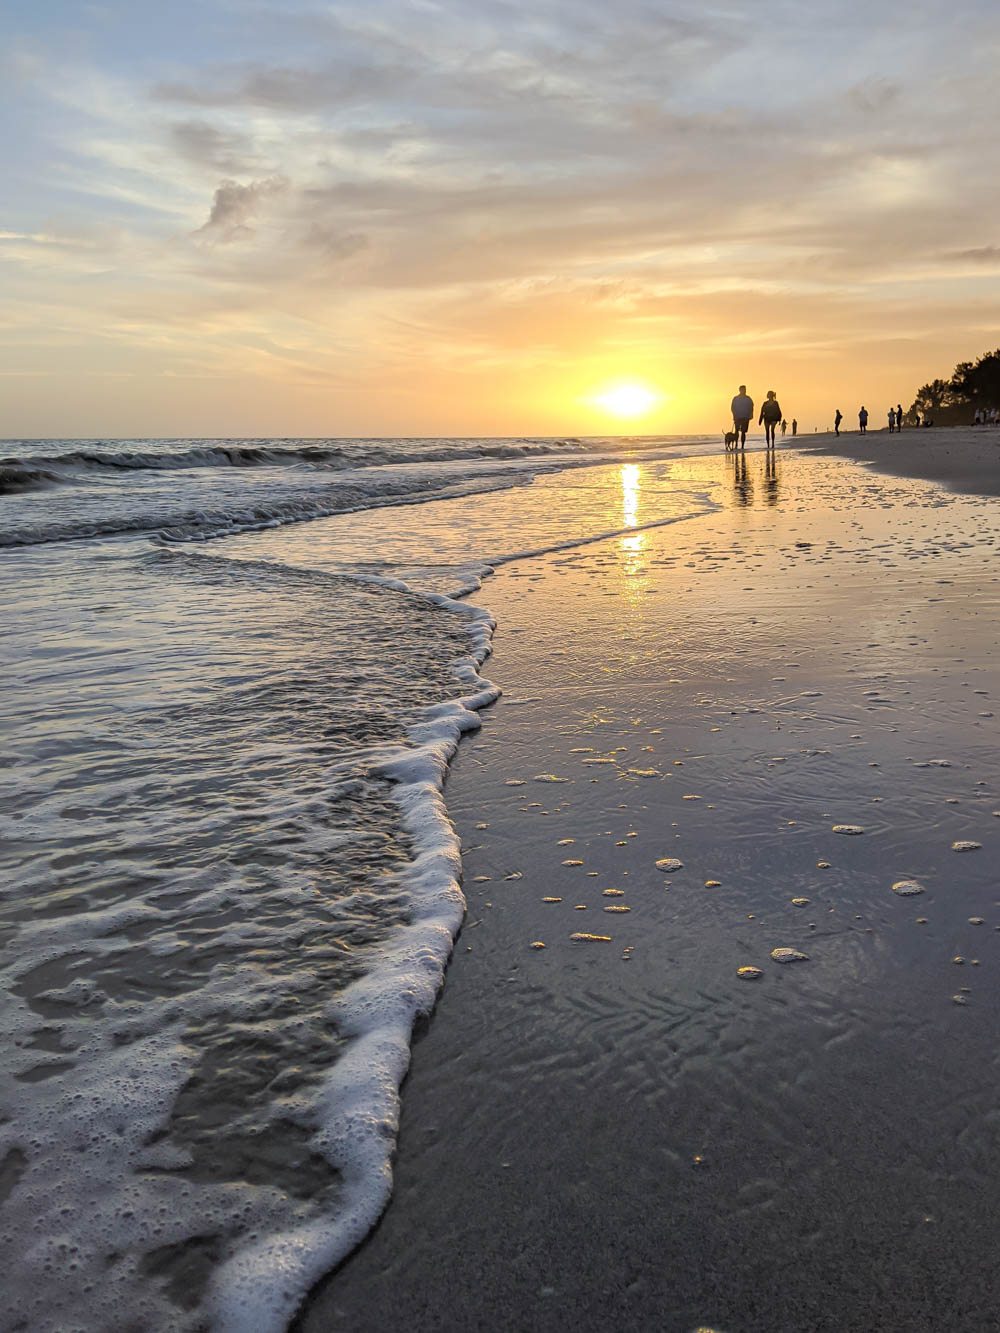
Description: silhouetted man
xmin=859 ymin=406 xmax=868 ymax=434
xmin=730 ymin=384 xmax=754 ymax=449
xmin=896 ymin=404 xmax=903 ymax=430
xmin=887 ymin=407 xmax=895 ymax=433
xmin=791 ymin=418 xmax=798 ymax=437
xmin=834 ymin=409 xmax=843 ymax=436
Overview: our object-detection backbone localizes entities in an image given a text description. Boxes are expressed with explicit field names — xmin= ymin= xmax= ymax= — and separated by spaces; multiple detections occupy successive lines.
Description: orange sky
xmin=3 ymin=1 xmax=999 ymax=438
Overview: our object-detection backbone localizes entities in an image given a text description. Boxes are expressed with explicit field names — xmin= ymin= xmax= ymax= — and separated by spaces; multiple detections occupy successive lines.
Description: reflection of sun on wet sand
xmin=302 ymin=448 xmax=1000 ymax=1333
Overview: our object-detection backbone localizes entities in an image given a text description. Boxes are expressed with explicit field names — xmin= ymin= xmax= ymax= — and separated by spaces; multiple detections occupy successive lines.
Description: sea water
xmin=0 ymin=434 xmax=717 ymax=1331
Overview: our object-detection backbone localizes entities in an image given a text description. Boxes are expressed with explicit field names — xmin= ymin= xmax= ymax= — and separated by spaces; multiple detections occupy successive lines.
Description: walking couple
xmin=730 ymin=385 xmax=783 ymax=448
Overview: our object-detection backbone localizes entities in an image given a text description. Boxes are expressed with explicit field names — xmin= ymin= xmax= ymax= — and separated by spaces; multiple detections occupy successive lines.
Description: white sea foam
xmin=211 ymin=605 xmax=499 ymax=1330
xmin=0 ymin=535 xmax=501 ymax=1332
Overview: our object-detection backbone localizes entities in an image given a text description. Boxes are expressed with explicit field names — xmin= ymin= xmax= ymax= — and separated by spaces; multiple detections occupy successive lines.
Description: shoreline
xmin=796 ymin=424 xmax=1000 ymax=497
xmin=296 ymin=449 xmax=1000 ymax=1333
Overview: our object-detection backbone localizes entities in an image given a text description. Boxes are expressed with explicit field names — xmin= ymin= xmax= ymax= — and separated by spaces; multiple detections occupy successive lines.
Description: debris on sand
xmin=891 ymin=880 xmax=924 ymax=896
xmin=770 ymin=947 xmax=809 ymax=964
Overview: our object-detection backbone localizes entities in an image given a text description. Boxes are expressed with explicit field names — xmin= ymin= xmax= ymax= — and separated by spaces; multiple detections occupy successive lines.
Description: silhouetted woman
xmin=759 ymin=390 xmax=782 ymax=446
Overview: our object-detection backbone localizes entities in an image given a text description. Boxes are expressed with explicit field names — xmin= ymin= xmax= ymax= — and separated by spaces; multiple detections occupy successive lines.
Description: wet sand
xmin=296 ymin=451 xmax=1000 ymax=1333
xmin=803 ymin=424 xmax=1000 ymax=497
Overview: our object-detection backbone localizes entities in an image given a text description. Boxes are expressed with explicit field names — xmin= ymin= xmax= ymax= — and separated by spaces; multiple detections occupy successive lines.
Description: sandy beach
xmin=804 ymin=424 xmax=1000 ymax=496
xmin=296 ymin=444 xmax=1000 ymax=1332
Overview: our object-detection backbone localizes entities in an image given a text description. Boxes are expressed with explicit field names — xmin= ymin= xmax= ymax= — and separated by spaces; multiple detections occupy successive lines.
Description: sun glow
xmin=592 ymin=383 xmax=660 ymax=419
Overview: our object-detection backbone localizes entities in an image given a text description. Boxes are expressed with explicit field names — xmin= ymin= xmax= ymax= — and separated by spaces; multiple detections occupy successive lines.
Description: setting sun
xmin=592 ymin=383 xmax=660 ymax=419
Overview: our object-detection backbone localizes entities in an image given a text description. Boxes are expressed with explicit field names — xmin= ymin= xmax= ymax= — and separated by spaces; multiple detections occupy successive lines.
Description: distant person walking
xmin=730 ymin=384 xmax=754 ymax=449
xmin=834 ymin=409 xmax=843 ymax=436
xmin=859 ymin=406 xmax=868 ymax=434
xmin=896 ymin=404 xmax=903 ymax=430
xmin=759 ymin=390 xmax=782 ymax=446
xmin=791 ymin=419 xmax=798 ymax=437
xmin=887 ymin=408 xmax=895 ymax=433
xmin=781 ymin=419 xmax=787 ymax=436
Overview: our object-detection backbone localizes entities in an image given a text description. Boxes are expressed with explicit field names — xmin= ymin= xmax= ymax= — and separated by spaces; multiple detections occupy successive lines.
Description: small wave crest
xmin=0 ymin=463 xmax=63 ymax=495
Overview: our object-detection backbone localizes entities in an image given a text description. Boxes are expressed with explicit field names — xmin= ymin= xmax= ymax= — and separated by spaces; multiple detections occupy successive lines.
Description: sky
xmin=2 ymin=0 xmax=999 ymax=438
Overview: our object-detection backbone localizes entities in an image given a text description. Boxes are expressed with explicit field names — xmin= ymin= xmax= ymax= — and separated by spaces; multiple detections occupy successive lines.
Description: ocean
xmin=0 ymin=434 xmax=719 ymax=1331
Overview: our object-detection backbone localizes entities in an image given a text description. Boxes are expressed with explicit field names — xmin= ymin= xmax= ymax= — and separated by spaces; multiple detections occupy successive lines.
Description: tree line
xmin=907 ymin=348 xmax=1000 ymax=425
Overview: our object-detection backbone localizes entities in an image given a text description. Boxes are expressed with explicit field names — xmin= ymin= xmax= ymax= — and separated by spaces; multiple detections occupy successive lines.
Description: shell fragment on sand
xmin=770 ymin=947 xmax=810 ymax=964
xmin=655 ymin=857 xmax=685 ymax=873
xmin=891 ymin=880 xmax=924 ymax=896
xmin=737 ymin=966 xmax=764 ymax=980
xmin=832 ymin=825 xmax=865 ymax=835
xmin=602 ymin=888 xmax=625 ymax=897
xmin=791 ymin=898 xmax=810 ymax=906
xmin=952 ymin=841 xmax=982 ymax=852
xmin=603 ymin=905 xmax=631 ymax=913
xmin=529 ymin=941 xmax=546 ymax=949
xmin=541 ymin=897 xmax=563 ymax=903
xmin=570 ymin=932 xmax=612 ymax=942
xmin=561 ymin=859 xmax=584 ymax=866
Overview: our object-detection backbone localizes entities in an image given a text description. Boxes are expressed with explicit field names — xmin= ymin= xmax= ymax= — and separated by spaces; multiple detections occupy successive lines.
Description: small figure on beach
xmin=896 ymin=404 xmax=903 ymax=430
xmin=858 ymin=406 xmax=868 ymax=434
xmin=730 ymin=385 xmax=754 ymax=449
xmin=834 ymin=409 xmax=843 ymax=436
xmin=791 ymin=418 xmax=798 ymax=436
xmin=759 ymin=390 xmax=782 ymax=446
xmin=887 ymin=408 xmax=895 ymax=433
xmin=781 ymin=419 xmax=787 ymax=436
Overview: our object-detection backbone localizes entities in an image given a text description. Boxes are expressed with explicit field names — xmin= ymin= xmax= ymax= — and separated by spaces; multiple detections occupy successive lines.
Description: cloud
xmin=155 ymin=61 xmax=413 ymax=113
xmin=946 ymin=246 xmax=1000 ymax=265
xmin=194 ymin=176 xmax=289 ymax=241
xmin=847 ymin=77 xmax=901 ymax=114
xmin=169 ymin=120 xmax=259 ymax=174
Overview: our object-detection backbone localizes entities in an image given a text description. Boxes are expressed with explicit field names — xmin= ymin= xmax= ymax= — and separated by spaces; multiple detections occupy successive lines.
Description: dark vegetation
xmin=907 ymin=348 xmax=1000 ymax=425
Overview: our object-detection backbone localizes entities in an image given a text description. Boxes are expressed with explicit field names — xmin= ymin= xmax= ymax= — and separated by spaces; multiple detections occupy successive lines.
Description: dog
xmin=724 ymin=430 xmax=738 ymax=451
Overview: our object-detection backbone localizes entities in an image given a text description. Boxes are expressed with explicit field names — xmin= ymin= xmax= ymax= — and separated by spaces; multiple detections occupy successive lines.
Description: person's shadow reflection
xmin=730 ymin=448 xmax=781 ymax=507
xmin=732 ymin=450 xmax=753 ymax=506
xmin=764 ymin=446 xmax=780 ymax=506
